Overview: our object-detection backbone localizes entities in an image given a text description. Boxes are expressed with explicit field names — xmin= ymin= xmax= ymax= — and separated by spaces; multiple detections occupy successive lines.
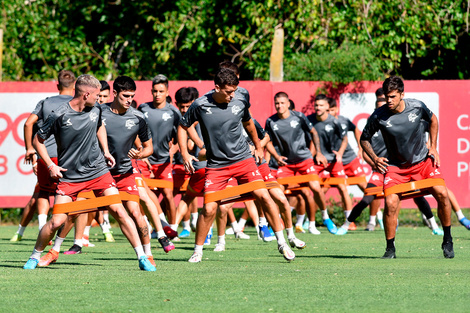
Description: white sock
xmin=274 ymin=231 xmax=286 ymax=245
xmin=286 ymin=227 xmax=295 ymax=240
xmin=238 ymin=218 xmax=247 ymax=229
xmin=143 ymin=243 xmax=152 ymax=256
xmin=134 ymin=245 xmax=145 ymax=259
xmin=344 ymin=210 xmax=351 ymax=218
xmin=191 ymin=212 xmax=199 ymax=223
xmin=321 ymin=210 xmax=330 ymax=220
xmin=309 ymin=221 xmax=317 ymax=229
xmin=218 ymin=235 xmax=226 ymax=245
xmin=31 ymin=249 xmax=43 ymax=260
xmin=369 ymin=215 xmax=377 ymax=225
xmin=428 ymin=217 xmax=440 ymax=230
xmin=144 ymin=215 xmax=153 ymax=233
xmin=290 ymin=206 xmax=295 ymax=212
xmin=341 ymin=221 xmax=351 ymax=230
xmin=295 ymin=214 xmax=305 ymax=227
xmin=231 ymin=221 xmax=240 ymax=233
xmin=159 ymin=213 xmax=170 ymax=227
xmin=74 ymin=239 xmax=83 ymax=247
xmin=456 ymin=210 xmax=465 ymax=220
xmin=38 ymin=214 xmax=47 ymax=231
xmin=170 ymin=224 xmax=178 ymax=231
xmin=84 ymin=226 xmax=91 ymax=237
xmin=157 ymin=230 xmax=166 ymax=238
xmin=259 ymin=217 xmax=268 ymax=226
xmin=103 ymin=212 xmax=110 ymax=224
xmin=52 ymin=236 xmax=65 ymax=252
xmin=17 ymin=224 xmax=26 ymax=236
xmin=182 ymin=220 xmax=191 ymax=231
xmin=377 ymin=211 xmax=383 ymax=220
xmin=194 ymin=244 xmax=203 ymax=254
xmin=100 ymin=223 xmax=110 ymax=234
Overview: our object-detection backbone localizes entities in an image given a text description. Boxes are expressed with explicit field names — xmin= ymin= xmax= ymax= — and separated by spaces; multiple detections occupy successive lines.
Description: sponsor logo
xmin=162 ymin=112 xmax=171 ymax=121
xmin=205 ymin=107 xmax=213 ymax=115
xmin=205 ymin=179 xmax=213 ymax=188
xmin=273 ymin=124 xmax=279 ymax=131
xmin=144 ymin=112 xmax=149 ymax=118
xmin=384 ymin=177 xmax=393 ymax=185
xmin=64 ymin=118 xmax=73 ymax=126
xmin=408 ymin=113 xmax=419 ymax=122
xmin=386 ymin=120 xmax=393 ymax=128
xmin=125 ymin=119 xmax=136 ymax=129
xmin=232 ymin=105 xmax=241 ymax=115
xmin=341 ymin=123 xmax=347 ymax=130
xmin=168 ymin=172 xmax=172 ymax=179
xmin=89 ymin=112 xmax=98 ymax=122
xmin=325 ymin=125 xmax=334 ymax=132
xmin=290 ymin=120 xmax=299 ymax=128
xmin=371 ymin=174 xmax=380 ymax=181
xmin=102 ymin=118 xmax=106 ymax=126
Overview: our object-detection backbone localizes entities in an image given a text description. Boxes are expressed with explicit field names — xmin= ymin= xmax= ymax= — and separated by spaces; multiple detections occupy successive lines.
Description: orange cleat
xmin=38 ymin=249 xmax=59 ymax=267
xmin=348 ymin=222 xmax=357 ymax=231
xmin=147 ymin=255 xmax=156 ymax=267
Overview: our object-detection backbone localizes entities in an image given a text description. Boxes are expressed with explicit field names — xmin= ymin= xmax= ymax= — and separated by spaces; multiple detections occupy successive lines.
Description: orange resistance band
xmin=144 ymin=178 xmax=173 ymax=190
xmin=384 ymin=178 xmax=446 ymax=198
xmin=204 ymin=180 xmax=267 ymax=204
xmin=52 ymin=194 xmax=122 ymax=215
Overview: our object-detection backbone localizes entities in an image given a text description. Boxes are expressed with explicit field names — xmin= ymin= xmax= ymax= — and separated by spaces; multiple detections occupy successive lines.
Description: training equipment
xmin=38 ymin=249 xmax=59 ymax=267
xmin=139 ymin=256 xmax=156 ymax=271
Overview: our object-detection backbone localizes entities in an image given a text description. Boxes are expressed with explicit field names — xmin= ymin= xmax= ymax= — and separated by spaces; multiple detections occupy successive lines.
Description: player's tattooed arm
xmin=360 ymin=139 xmax=388 ymax=174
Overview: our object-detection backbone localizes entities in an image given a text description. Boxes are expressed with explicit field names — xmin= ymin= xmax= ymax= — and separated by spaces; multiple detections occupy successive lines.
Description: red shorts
xmin=37 ymin=157 xmax=58 ymax=192
xmin=186 ymin=168 xmax=206 ymax=196
xmin=151 ymin=162 xmax=173 ymax=182
xmin=313 ymin=161 xmax=346 ymax=178
xmin=384 ymin=157 xmax=445 ymax=190
xmin=277 ymin=158 xmax=317 ymax=178
xmin=113 ymin=173 xmax=139 ymax=197
xmin=173 ymin=164 xmax=190 ymax=190
xmin=343 ymin=158 xmax=366 ymax=177
xmin=135 ymin=160 xmax=152 ymax=179
xmin=204 ymin=158 xmax=264 ymax=193
xmin=56 ymin=172 xmax=116 ymax=202
xmin=368 ymin=171 xmax=385 ymax=187
xmin=258 ymin=163 xmax=277 ymax=182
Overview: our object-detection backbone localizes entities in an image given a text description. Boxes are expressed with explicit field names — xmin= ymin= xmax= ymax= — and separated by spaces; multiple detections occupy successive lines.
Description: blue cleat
xmin=268 ymin=226 xmax=275 ymax=236
xmin=203 ymin=228 xmax=212 ymax=245
xmin=335 ymin=227 xmax=348 ymax=235
xmin=459 ymin=217 xmax=470 ymax=230
xmin=179 ymin=229 xmax=191 ymax=238
xmin=323 ymin=218 xmax=337 ymax=234
xmin=139 ymin=256 xmax=156 ymax=271
xmin=302 ymin=218 xmax=310 ymax=231
xmin=432 ymin=228 xmax=444 ymax=236
xmin=23 ymin=258 xmax=39 ymax=270
xmin=259 ymin=225 xmax=275 ymax=242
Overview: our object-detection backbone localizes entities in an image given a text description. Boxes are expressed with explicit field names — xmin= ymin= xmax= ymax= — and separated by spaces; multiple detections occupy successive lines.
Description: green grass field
xmin=1 ymin=223 xmax=469 ymax=313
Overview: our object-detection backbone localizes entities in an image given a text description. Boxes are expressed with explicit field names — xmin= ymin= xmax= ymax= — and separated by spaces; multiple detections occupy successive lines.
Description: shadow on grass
xmin=0 ymin=261 xmax=103 ymax=268
xmin=300 ymin=254 xmax=378 ymax=259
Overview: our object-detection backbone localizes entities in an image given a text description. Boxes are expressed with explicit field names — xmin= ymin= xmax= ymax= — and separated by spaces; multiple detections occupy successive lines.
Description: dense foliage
xmin=1 ymin=0 xmax=469 ymax=81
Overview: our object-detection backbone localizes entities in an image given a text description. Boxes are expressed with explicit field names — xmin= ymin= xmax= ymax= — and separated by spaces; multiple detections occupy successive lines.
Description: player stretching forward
xmin=23 ymin=74 xmax=156 ymax=271
xmin=178 ymin=68 xmax=295 ymax=263
xmin=361 ymin=76 xmax=453 ymax=259
xmin=265 ymin=92 xmax=334 ymax=234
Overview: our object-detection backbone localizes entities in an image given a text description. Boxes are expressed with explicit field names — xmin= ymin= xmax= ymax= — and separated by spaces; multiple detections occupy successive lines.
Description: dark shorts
xmin=384 ymin=157 xmax=445 ymax=190
xmin=37 ymin=157 xmax=58 ymax=193
xmin=151 ymin=162 xmax=173 ymax=182
xmin=204 ymin=158 xmax=264 ymax=193
xmin=56 ymin=172 xmax=116 ymax=202
xmin=277 ymin=158 xmax=317 ymax=178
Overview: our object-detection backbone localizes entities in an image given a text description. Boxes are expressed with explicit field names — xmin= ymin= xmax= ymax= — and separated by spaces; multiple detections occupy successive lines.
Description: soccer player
xmin=265 ymin=92 xmax=335 ymax=234
xmin=23 ymin=74 xmax=156 ymax=271
xmin=178 ymin=68 xmax=295 ymax=263
xmin=307 ymin=94 xmax=353 ymax=227
xmin=138 ymin=74 xmax=181 ymax=230
xmin=361 ymin=76 xmax=453 ymax=259
xmin=98 ymin=80 xmax=111 ymax=104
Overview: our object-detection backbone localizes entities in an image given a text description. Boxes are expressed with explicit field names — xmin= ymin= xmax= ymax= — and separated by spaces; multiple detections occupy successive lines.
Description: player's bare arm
xmin=242 ymin=119 xmax=264 ymax=164
xmin=97 ymin=124 xmax=115 ymax=168
xmin=354 ymin=127 xmax=363 ymax=159
xmin=427 ymin=114 xmax=441 ymax=167
xmin=177 ymin=124 xmax=198 ymax=174
xmin=360 ymin=138 xmax=388 ymax=174
xmin=310 ymin=128 xmax=327 ymax=167
xmin=333 ymin=133 xmax=348 ymax=164
xmin=265 ymin=141 xmax=287 ymax=166
xmin=129 ymin=139 xmax=153 ymax=160
xmin=23 ymin=113 xmax=39 ymax=164
xmin=32 ymin=134 xmax=66 ymax=179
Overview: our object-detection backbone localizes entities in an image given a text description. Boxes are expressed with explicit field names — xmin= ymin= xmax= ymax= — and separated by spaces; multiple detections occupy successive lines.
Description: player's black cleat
xmin=64 ymin=244 xmax=82 ymax=255
xmin=381 ymin=248 xmax=396 ymax=259
xmin=442 ymin=241 xmax=454 ymax=259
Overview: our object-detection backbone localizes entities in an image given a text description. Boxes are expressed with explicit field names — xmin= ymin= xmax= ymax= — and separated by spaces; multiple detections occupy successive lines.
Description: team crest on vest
xmin=325 ymin=125 xmax=333 ymax=132
xmin=125 ymin=119 xmax=136 ymax=129
xmin=408 ymin=113 xmax=418 ymax=122
xmin=89 ymin=112 xmax=98 ymax=122
xmin=341 ymin=123 xmax=347 ymax=130
xmin=290 ymin=120 xmax=299 ymax=128
xmin=232 ymin=105 xmax=241 ymax=115
xmin=162 ymin=112 xmax=171 ymax=121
